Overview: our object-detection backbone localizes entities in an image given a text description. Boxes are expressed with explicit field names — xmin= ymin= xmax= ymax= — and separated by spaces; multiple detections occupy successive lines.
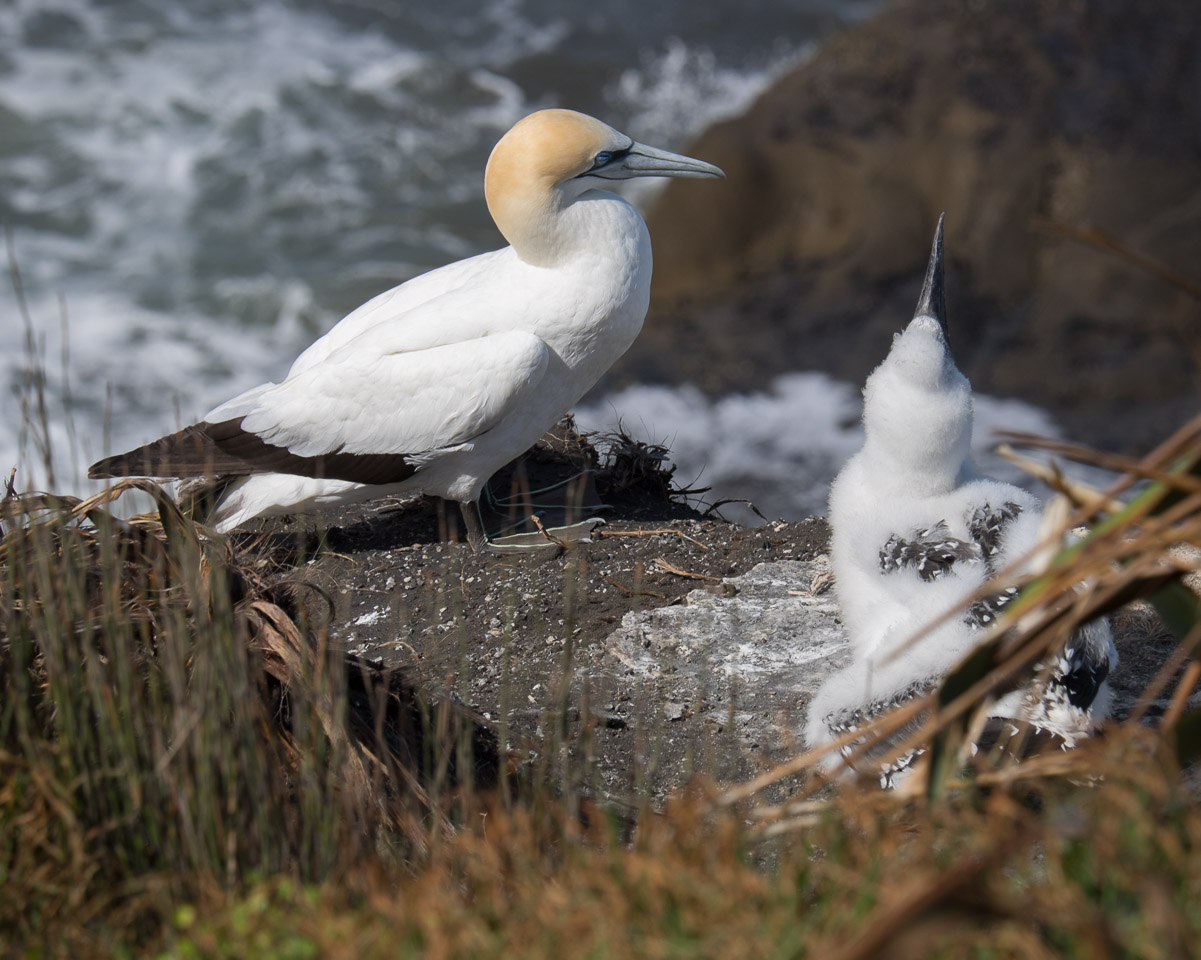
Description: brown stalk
xmin=819 ymin=850 xmax=1000 ymax=960
xmin=652 ymin=557 xmax=722 ymax=581
xmin=1033 ymin=219 xmax=1201 ymax=301
xmin=1161 ymin=658 xmax=1201 ymax=732
xmin=994 ymin=444 xmax=1126 ymax=512
xmin=996 ymin=432 xmax=1201 ymax=494
xmin=594 ymin=527 xmax=709 ymax=549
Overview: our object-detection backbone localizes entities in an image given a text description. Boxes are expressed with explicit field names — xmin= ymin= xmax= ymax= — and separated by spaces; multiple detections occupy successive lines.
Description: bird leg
xmin=458 ymin=500 xmax=604 ymax=553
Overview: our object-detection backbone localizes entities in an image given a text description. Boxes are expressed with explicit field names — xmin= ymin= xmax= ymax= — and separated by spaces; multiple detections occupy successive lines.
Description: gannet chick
xmin=89 ymin=109 xmax=724 ymax=550
xmin=806 ymin=216 xmax=1116 ymax=785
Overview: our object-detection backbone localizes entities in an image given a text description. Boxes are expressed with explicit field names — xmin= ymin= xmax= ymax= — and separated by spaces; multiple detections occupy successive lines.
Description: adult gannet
xmin=89 ymin=109 xmax=724 ymax=549
xmin=806 ymin=216 xmax=1116 ymax=785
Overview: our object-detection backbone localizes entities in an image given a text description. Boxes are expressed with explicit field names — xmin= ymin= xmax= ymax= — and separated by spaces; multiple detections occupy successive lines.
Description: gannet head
xmin=884 ymin=215 xmax=953 ymax=390
xmin=862 ymin=215 xmax=973 ymax=487
xmin=485 ymin=108 xmax=723 ymax=263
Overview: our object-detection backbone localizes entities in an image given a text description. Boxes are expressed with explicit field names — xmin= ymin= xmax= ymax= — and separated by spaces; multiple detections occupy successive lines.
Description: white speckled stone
xmin=601 ymin=557 xmax=851 ymax=753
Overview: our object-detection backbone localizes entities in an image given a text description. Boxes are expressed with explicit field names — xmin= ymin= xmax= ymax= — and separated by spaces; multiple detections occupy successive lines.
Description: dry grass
xmin=0 ymin=480 xmax=500 ymax=955
xmin=2 ymin=410 xmax=1200 ymax=956
xmin=85 ymin=731 xmax=1201 ymax=959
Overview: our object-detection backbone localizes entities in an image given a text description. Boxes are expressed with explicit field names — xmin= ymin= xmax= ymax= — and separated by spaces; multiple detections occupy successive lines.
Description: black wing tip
xmin=88 ymin=454 xmax=171 ymax=480
xmin=914 ymin=212 xmax=947 ymax=331
xmin=88 ymin=451 xmax=149 ymax=479
xmin=87 ymin=423 xmax=226 ymax=480
xmin=89 ymin=420 xmax=420 ymax=487
xmin=87 ymin=460 xmax=117 ymax=480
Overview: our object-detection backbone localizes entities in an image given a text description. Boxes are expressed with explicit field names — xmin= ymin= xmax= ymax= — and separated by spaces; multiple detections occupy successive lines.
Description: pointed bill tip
xmin=612 ymin=142 xmax=725 ymax=180
xmin=914 ymin=213 xmax=946 ymax=331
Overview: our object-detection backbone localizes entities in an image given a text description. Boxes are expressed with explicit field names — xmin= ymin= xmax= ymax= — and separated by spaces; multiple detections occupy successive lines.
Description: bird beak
xmin=913 ymin=213 xmax=947 ymax=334
xmin=603 ymin=142 xmax=725 ymax=180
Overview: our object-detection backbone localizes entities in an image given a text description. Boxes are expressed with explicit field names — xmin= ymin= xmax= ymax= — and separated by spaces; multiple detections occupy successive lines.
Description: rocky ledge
xmin=245 ymin=432 xmax=1185 ymax=803
xmin=608 ymin=0 xmax=1201 ymax=455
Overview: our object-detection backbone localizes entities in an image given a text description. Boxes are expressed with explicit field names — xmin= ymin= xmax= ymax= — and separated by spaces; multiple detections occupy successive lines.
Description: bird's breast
xmin=527 ymin=200 xmax=652 ymax=368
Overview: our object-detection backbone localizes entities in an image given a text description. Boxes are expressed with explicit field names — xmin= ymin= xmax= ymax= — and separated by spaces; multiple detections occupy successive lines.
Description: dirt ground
xmin=235 ymin=426 xmax=834 ymax=802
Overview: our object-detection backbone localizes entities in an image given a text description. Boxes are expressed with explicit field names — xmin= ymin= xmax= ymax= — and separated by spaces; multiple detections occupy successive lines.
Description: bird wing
xmin=1050 ymin=620 xmax=1116 ymax=710
xmin=91 ymin=329 xmax=549 ymax=484
xmin=283 ymin=249 xmax=513 ymax=377
xmin=878 ymin=520 xmax=982 ymax=581
xmin=222 ymin=327 xmax=549 ymax=456
xmin=966 ymin=500 xmax=1025 ymax=569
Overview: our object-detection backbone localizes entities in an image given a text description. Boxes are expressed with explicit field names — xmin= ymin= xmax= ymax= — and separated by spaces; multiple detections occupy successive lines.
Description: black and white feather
xmin=879 ymin=521 xmax=982 ymax=581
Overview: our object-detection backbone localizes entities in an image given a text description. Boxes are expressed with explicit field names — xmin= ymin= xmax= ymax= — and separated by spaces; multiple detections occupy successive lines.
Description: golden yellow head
xmin=483 ymin=108 xmax=724 ymax=261
xmin=486 ymin=109 xmax=621 ymax=197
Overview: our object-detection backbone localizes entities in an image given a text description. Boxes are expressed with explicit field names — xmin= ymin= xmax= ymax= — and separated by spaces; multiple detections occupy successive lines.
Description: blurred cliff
xmin=615 ymin=0 xmax=1200 ymax=453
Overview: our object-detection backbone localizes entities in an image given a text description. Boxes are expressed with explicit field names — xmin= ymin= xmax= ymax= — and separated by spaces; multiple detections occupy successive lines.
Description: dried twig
xmin=530 ymin=513 xmax=570 ymax=548
xmin=1161 ymin=659 xmax=1201 ymax=732
xmin=593 ymin=527 xmax=708 ymax=550
xmin=819 ymin=853 xmax=998 ymax=960
xmin=994 ymin=443 xmax=1126 ymax=512
xmin=1034 ymin=219 xmax=1201 ymax=300
xmin=998 ymin=434 xmax=1201 ymax=495
xmin=602 ymin=576 xmax=666 ymax=599
xmin=652 ymin=557 xmax=722 ymax=582
xmin=703 ymin=497 xmax=767 ymax=522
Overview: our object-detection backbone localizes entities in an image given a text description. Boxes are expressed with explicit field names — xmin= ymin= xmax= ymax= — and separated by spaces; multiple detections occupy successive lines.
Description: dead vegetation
xmin=0 ymin=479 xmax=507 ymax=953
xmin=1 ymin=412 xmax=1199 ymax=956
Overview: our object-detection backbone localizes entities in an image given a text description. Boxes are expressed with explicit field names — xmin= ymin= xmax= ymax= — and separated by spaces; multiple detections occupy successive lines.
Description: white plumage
xmin=807 ymin=216 xmax=1116 ymax=782
xmin=90 ymin=109 xmax=723 ymax=548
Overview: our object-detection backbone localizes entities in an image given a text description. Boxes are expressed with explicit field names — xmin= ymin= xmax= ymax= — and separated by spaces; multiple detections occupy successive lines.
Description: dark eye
xmin=592 ymin=151 xmax=614 ymax=168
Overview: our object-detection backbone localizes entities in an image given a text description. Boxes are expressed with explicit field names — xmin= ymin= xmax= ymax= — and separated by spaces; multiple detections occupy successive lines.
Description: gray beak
xmin=597 ymin=141 xmax=725 ymax=180
xmin=914 ymin=213 xmax=947 ymax=333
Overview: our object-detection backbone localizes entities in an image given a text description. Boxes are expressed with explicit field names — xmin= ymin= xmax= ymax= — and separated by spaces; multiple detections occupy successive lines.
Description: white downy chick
xmin=807 ymin=216 xmax=1116 ymax=785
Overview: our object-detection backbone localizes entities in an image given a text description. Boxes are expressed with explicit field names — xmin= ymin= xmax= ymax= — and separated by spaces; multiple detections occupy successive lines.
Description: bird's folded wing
xmin=226 ymin=329 xmax=548 ymax=455
xmin=91 ymin=330 xmax=549 ymax=483
xmin=280 ymin=249 xmax=509 ymax=377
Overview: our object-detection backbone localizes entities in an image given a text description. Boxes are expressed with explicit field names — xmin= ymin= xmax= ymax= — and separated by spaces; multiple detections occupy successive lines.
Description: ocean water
xmin=3 ymin=0 xmax=1077 ymax=525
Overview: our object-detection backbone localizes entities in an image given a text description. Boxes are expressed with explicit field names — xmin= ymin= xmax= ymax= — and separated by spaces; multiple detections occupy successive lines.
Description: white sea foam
xmin=574 ymin=375 xmax=1075 ymax=525
xmin=609 ymin=36 xmax=812 ymax=147
xmin=3 ymin=289 xmax=285 ymax=495
xmin=605 ymin=36 xmax=811 ymax=207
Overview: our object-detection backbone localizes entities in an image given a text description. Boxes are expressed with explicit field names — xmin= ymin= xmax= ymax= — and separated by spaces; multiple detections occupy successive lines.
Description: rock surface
xmin=610 ymin=0 xmax=1200 ymax=454
xmin=603 ymin=558 xmax=848 ymax=743
xmin=256 ymin=487 xmax=1185 ymax=804
xmin=266 ymin=501 xmax=839 ymax=801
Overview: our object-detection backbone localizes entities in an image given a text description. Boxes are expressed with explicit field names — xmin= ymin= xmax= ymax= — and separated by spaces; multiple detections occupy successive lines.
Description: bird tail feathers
xmin=88 ymin=424 xmax=261 ymax=480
